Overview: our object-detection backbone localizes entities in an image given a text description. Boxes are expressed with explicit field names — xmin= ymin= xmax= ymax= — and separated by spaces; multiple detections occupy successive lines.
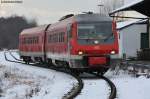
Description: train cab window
xmin=77 ymin=22 xmax=114 ymax=44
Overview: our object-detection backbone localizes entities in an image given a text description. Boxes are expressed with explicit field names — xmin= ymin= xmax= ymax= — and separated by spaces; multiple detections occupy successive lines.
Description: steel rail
xmin=9 ymin=51 xmax=22 ymax=61
xmin=86 ymin=72 xmax=117 ymax=99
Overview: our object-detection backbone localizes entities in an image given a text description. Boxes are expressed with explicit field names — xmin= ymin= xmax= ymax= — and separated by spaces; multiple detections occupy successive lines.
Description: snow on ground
xmin=1 ymin=50 xmax=150 ymax=99
xmin=76 ymin=79 xmax=109 ymax=99
xmin=106 ymin=70 xmax=150 ymax=99
xmin=0 ymin=51 xmax=77 ymax=99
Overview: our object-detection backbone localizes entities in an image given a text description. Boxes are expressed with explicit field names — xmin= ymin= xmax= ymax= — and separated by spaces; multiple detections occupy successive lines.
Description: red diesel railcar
xmin=19 ymin=13 xmax=119 ymax=73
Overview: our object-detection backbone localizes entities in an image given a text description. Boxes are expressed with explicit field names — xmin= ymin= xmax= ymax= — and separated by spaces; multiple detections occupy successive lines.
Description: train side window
xmin=27 ymin=38 xmax=28 ymax=44
xmin=33 ymin=37 xmax=35 ymax=44
xmin=34 ymin=37 xmax=36 ymax=44
xmin=50 ymin=35 xmax=52 ymax=43
xmin=60 ymin=33 xmax=62 ymax=42
xmin=61 ymin=33 xmax=63 ymax=42
xmin=32 ymin=37 xmax=34 ymax=44
xmin=62 ymin=32 xmax=65 ymax=42
xmin=59 ymin=33 xmax=61 ymax=42
xmin=55 ymin=34 xmax=57 ymax=42
xmin=33 ymin=37 xmax=34 ymax=44
xmin=22 ymin=38 xmax=24 ymax=44
xmin=58 ymin=33 xmax=60 ymax=42
xmin=48 ymin=35 xmax=50 ymax=43
xmin=24 ymin=38 xmax=26 ymax=44
xmin=36 ymin=37 xmax=37 ymax=43
xmin=54 ymin=34 xmax=55 ymax=42
xmin=34 ymin=37 xmax=35 ymax=44
xmin=30 ymin=38 xmax=31 ymax=44
xmin=36 ymin=37 xmax=39 ymax=43
xmin=25 ymin=38 xmax=27 ymax=44
xmin=24 ymin=38 xmax=25 ymax=44
xmin=53 ymin=34 xmax=55 ymax=42
xmin=51 ymin=35 xmax=53 ymax=43
xmin=49 ymin=35 xmax=52 ymax=43
xmin=29 ymin=37 xmax=32 ymax=44
xmin=29 ymin=38 xmax=31 ymax=44
xmin=61 ymin=32 xmax=63 ymax=42
xmin=57 ymin=33 xmax=59 ymax=42
xmin=48 ymin=36 xmax=49 ymax=43
xmin=26 ymin=38 xmax=29 ymax=44
xmin=31 ymin=38 xmax=32 ymax=44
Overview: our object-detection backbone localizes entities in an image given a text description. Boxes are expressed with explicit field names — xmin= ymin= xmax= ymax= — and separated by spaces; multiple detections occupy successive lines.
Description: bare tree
xmin=0 ymin=15 xmax=37 ymax=49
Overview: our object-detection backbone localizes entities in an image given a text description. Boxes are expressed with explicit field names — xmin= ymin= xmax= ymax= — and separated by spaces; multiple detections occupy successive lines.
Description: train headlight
xmin=111 ymin=50 xmax=115 ymax=54
xmin=78 ymin=51 xmax=83 ymax=55
xmin=94 ymin=40 xmax=99 ymax=44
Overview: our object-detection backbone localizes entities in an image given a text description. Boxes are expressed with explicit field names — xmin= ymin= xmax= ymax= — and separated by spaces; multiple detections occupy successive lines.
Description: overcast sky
xmin=0 ymin=0 xmax=100 ymax=25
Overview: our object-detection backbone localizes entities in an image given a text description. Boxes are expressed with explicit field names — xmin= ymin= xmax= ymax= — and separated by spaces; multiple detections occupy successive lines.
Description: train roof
xmin=20 ymin=25 xmax=48 ymax=35
xmin=20 ymin=14 xmax=112 ymax=35
xmin=48 ymin=14 xmax=113 ymax=31
xmin=74 ymin=14 xmax=112 ymax=22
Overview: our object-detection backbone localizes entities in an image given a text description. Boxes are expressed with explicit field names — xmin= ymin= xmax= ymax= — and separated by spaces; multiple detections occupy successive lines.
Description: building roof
xmin=117 ymin=19 xmax=147 ymax=30
xmin=110 ymin=0 xmax=150 ymax=17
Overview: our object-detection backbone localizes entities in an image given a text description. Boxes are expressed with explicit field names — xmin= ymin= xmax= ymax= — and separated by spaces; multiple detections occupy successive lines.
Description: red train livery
xmin=19 ymin=13 xmax=119 ymax=73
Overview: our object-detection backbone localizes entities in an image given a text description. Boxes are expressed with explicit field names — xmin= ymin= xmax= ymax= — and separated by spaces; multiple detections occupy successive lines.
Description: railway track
xmin=8 ymin=51 xmax=22 ymax=61
xmin=4 ymin=51 xmax=117 ymax=99
xmin=85 ymin=72 xmax=117 ymax=99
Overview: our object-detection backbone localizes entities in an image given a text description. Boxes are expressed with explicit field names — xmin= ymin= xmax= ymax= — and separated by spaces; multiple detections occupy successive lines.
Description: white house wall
xmin=118 ymin=24 xmax=146 ymax=58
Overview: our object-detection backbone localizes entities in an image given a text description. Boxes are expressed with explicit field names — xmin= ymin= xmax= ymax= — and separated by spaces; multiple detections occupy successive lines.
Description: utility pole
xmin=97 ymin=4 xmax=104 ymax=15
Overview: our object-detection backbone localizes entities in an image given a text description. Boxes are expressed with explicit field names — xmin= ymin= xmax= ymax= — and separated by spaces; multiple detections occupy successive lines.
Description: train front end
xmin=68 ymin=14 xmax=118 ymax=73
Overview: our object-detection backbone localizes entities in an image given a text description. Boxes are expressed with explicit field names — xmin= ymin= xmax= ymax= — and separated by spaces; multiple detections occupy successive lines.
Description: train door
xmin=67 ymin=24 xmax=72 ymax=54
xmin=67 ymin=23 xmax=72 ymax=61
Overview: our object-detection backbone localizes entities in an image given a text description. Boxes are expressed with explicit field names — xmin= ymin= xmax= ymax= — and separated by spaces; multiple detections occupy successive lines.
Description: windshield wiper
xmin=103 ymin=33 xmax=114 ymax=42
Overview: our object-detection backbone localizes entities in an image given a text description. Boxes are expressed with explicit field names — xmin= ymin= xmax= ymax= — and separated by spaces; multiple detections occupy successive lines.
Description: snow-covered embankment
xmin=0 ymin=51 xmax=77 ymax=99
